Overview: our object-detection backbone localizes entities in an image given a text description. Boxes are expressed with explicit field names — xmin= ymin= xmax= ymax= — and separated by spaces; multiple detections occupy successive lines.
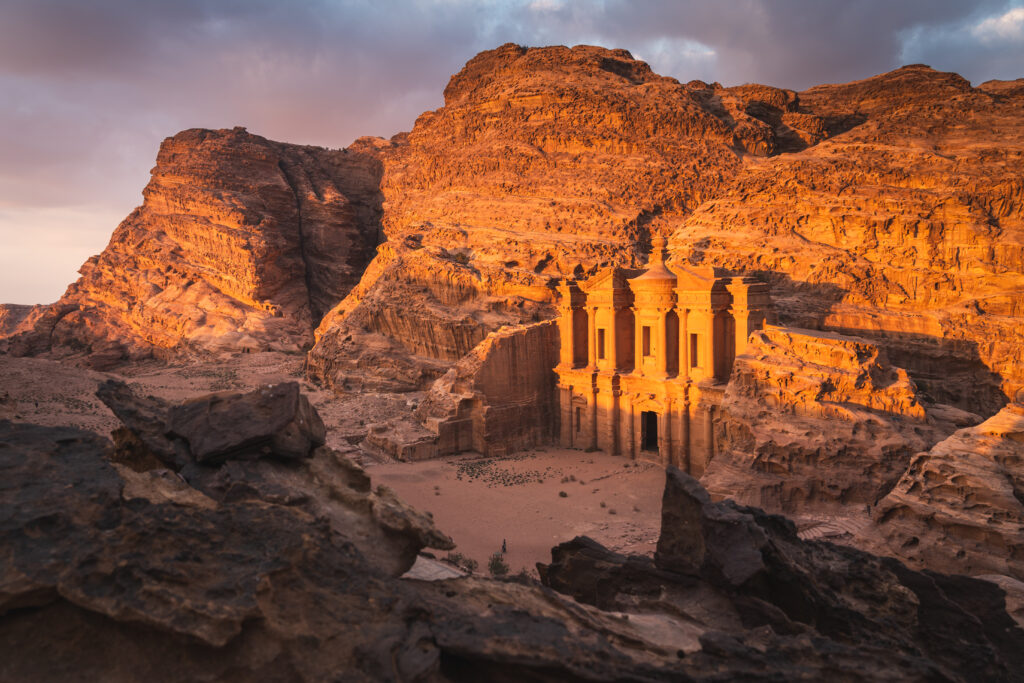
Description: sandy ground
xmin=369 ymin=449 xmax=666 ymax=575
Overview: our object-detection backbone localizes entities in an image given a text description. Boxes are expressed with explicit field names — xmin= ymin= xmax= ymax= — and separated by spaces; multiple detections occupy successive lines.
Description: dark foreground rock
xmin=2 ymin=391 xmax=1023 ymax=680
xmin=541 ymin=467 xmax=1024 ymax=682
xmin=97 ymin=379 xmax=326 ymax=468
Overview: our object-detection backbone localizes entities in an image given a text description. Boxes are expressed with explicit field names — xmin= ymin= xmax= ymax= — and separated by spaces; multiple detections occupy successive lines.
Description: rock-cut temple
xmin=555 ymin=237 xmax=772 ymax=475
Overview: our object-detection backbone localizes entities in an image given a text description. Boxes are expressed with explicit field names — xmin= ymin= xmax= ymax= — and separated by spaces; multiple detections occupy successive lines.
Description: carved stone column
xmin=608 ymin=310 xmax=618 ymax=372
xmin=610 ymin=386 xmax=620 ymax=455
xmin=557 ymin=305 xmax=574 ymax=369
xmin=631 ymin=306 xmax=642 ymax=377
xmin=626 ymin=398 xmax=635 ymax=460
xmin=587 ymin=306 xmax=598 ymax=370
xmin=733 ymin=307 xmax=750 ymax=357
xmin=679 ymin=307 xmax=689 ymax=380
xmin=662 ymin=398 xmax=673 ymax=466
xmin=655 ymin=309 xmax=671 ymax=378
xmin=681 ymin=386 xmax=691 ymax=473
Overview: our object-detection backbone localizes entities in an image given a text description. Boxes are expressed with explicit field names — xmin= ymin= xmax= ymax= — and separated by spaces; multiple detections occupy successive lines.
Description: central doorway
xmin=641 ymin=411 xmax=659 ymax=453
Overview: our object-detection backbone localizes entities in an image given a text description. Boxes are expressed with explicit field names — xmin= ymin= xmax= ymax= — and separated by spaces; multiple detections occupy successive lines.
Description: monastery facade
xmin=555 ymin=238 xmax=772 ymax=475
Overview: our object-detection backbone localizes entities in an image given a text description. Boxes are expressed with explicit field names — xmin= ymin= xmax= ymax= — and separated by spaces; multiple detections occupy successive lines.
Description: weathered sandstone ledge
xmin=3 ymin=128 xmax=384 ymax=366
xmin=705 ymin=326 xmax=977 ymax=513
xmin=861 ymin=399 xmax=1024 ymax=581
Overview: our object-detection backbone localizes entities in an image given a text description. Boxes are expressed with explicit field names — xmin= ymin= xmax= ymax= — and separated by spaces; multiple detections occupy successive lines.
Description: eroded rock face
xmin=306 ymin=233 xmax=539 ymax=392
xmin=541 ymin=467 xmax=1024 ymax=682
xmin=0 ymin=304 xmax=36 ymax=338
xmin=704 ymin=326 xmax=975 ymax=513
xmin=862 ymin=401 xmax=1024 ymax=581
xmin=415 ymin=319 xmax=560 ymax=456
xmin=3 ymin=127 xmax=383 ymax=365
xmin=667 ymin=64 xmax=1024 ymax=412
xmin=308 ymin=43 xmax=813 ymax=390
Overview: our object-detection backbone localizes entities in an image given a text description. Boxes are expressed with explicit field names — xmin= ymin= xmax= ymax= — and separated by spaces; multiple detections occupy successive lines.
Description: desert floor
xmin=369 ymin=449 xmax=666 ymax=575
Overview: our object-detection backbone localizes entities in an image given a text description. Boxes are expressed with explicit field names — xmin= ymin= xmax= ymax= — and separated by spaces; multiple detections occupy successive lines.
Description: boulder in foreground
xmin=1 ymin=388 xmax=1023 ymax=680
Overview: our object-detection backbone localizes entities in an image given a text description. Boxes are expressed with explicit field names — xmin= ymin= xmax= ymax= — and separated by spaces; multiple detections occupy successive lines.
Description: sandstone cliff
xmin=3 ymin=128 xmax=383 ymax=366
xmin=704 ymin=326 xmax=975 ymax=513
xmin=667 ymin=64 xmax=1024 ymax=414
xmin=305 ymin=47 xmax=1023 ymax=417
xmin=415 ymin=319 xmax=560 ymax=456
xmin=307 ymin=43 xmax=831 ymax=390
xmin=861 ymin=399 xmax=1024 ymax=581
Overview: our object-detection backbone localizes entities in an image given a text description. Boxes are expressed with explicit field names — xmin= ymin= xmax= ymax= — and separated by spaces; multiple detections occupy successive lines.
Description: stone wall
xmin=416 ymin=319 xmax=560 ymax=456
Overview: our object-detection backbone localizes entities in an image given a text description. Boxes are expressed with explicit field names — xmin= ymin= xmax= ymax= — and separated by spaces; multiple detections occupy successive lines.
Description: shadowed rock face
xmin=2 ymin=408 xmax=1023 ymax=680
xmin=668 ymin=65 xmax=1024 ymax=412
xmin=705 ymin=326 xmax=979 ymax=513
xmin=1 ymin=127 xmax=384 ymax=365
xmin=862 ymin=401 xmax=1024 ymax=581
xmin=97 ymin=379 xmax=326 ymax=468
xmin=542 ymin=467 xmax=1024 ymax=682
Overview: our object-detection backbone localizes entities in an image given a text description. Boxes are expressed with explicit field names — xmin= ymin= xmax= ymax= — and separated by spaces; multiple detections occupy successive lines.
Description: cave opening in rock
xmin=641 ymin=411 xmax=658 ymax=452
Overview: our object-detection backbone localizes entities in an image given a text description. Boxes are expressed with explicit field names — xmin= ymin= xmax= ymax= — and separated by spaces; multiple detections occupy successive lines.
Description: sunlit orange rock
xmin=667 ymin=65 xmax=1024 ymax=413
xmin=704 ymin=326 xmax=977 ymax=512
xmin=3 ymin=127 xmax=383 ymax=366
xmin=862 ymin=397 xmax=1024 ymax=580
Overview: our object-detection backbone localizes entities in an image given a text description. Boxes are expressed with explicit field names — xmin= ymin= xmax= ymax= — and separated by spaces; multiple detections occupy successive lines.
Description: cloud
xmin=973 ymin=6 xmax=1024 ymax=41
xmin=0 ymin=0 xmax=1022 ymax=303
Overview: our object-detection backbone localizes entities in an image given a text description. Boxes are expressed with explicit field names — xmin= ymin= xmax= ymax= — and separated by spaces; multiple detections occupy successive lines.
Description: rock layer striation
xmin=3 ymin=128 xmax=383 ymax=365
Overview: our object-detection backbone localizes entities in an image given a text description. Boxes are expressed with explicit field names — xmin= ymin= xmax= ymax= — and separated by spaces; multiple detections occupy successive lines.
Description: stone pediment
xmin=674 ymin=264 xmax=717 ymax=291
xmin=579 ymin=266 xmax=643 ymax=293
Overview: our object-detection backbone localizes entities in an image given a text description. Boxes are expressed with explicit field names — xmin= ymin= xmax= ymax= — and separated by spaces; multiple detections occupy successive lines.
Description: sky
xmin=1 ymin=0 xmax=1022 ymax=304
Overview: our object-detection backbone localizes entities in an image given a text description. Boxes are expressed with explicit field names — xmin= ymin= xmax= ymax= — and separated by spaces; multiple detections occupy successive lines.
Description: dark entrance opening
xmin=641 ymin=411 xmax=659 ymax=452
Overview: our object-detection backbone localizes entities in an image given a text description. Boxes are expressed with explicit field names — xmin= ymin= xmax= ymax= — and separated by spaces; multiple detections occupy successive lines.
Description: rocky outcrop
xmin=89 ymin=381 xmax=450 ymax=575
xmin=0 ymin=304 xmax=36 ymax=338
xmin=415 ymin=320 xmax=560 ymax=456
xmin=351 ymin=320 xmax=561 ymax=461
xmin=541 ymin=467 xmax=1024 ymax=682
xmin=668 ymin=64 xmax=1024 ymax=413
xmin=307 ymin=43 xmax=827 ymax=390
xmin=862 ymin=399 xmax=1024 ymax=581
xmin=6 ymin=414 xmax=1023 ymax=681
xmin=98 ymin=379 xmax=325 ymax=467
xmin=704 ymin=326 xmax=976 ymax=513
xmin=3 ymin=127 xmax=383 ymax=365
xmin=306 ymin=231 xmax=549 ymax=392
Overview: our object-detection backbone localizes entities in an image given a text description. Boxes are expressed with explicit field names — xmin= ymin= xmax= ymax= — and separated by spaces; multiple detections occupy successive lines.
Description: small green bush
xmin=444 ymin=552 xmax=478 ymax=574
xmin=488 ymin=552 xmax=510 ymax=577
